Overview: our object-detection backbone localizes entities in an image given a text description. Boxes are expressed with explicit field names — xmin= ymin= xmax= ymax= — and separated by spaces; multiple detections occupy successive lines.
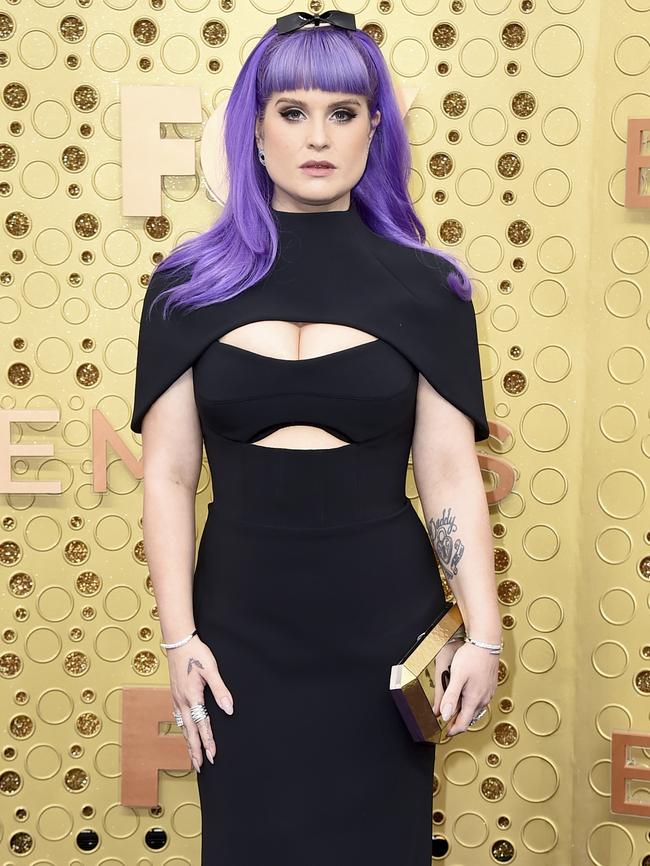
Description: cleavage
xmin=217 ymin=321 xmax=378 ymax=362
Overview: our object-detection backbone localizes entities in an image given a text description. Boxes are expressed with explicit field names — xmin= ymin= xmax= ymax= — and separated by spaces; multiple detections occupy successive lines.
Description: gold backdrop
xmin=2 ymin=0 xmax=649 ymax=863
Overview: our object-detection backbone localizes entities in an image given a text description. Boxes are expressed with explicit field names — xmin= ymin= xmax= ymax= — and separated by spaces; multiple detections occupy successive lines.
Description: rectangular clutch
xmin=389 ymin=601 xmax=466 ymax=744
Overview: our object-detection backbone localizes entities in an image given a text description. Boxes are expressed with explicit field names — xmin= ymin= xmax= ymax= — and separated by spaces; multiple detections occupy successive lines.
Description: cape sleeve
xmin=130 ymin=264 xmax=197 ymax=434
xmin=416 ymin=255 xmax=489 ymax=442
xmin=375 ymin=245 xmax=490 ymax=443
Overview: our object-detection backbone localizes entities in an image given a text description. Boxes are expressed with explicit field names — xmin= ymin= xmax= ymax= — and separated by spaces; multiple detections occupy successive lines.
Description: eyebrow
xmin=274 ymin=97 xmax=362 ymax=108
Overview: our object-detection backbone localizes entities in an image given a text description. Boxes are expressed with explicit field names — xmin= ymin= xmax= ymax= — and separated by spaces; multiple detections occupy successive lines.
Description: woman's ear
xmin=370 ymin=110 xmax=381 ymax=141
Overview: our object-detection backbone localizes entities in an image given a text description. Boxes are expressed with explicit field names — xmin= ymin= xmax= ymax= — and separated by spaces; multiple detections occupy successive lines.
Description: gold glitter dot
xmin=442 ymin=91 xmax=467 ymax=118
xmin=494 ymin=549 xmax=512 ymax=575
xmin=73 ymin=212 xmax=100 ymax=238
xmin=0 ymin=143 xmax=18 ymax=169
xmin=0 ymin=12 xmax=16 ymax=39
xmin=0 ymin=769 xmax=21 ymax=792
xmin=3 ymin=82 xmax=28 ymax=110
xmin=133 ymin=650 xmax=159 ymax=675
xmin=75 ymin=362 xmax=100 ymax=386
xmin=439 ymin=218 xmax=463 ymax=244
xmin=73 ymin=84 xmax=99 ymax=112
xmin=9 ymin=714 xmax=33 ymax=738
xmin=480 ymin=776 xmax=505 ymax=800
xmin=507 ymin=219 xmax=532 ymax=245
xmin=7 ymin=362 xmax=31 ymax=386
xmin=63 ymin=650 xmax=90 ymax=675
xmin=76 ymin=570 xmax=101 ymax=595
xmin=144 ymin=215 xmax=171 ymax=241
xmin=493 ymin=721 xmax=518 ymax=746
xmin=201 ymin=19 xmax=227 ymax=47
xmin=503 ymin=369 xmax=527 ymax=395
xmin=134 ymin=540 xmax=147 ymax=563
xmin=497 ymin=580 xmax=521 ymax=604
xmin=61 ymin=145 xmax=87 ymax=172
xmin=362 ymin=23 xmax=385 ymax=45
xmin=0 ymin=652 xmax=22 ymax=677
xmin=501 ymin=22 xmax=526 ymax=49
xmin=0 ymin=541 xmax=22 ymax=566
xmin=64 ymin=767 xmax=89 ymax=792
xmin=63 ymin=539 xmax=89 ymax=565
xmin=132 ymin=18 xmax=158 ymax=44
xmin=497 ymin=152 xmax=521 ymax=179
xmin=76 ymin=712 xmax=101 ymax=736
xmin=431 ymin=22 xmax=457 ymax=49
xmin=5 ymin=211 xmax=30 ymax=237
xmin=491 ymin=838 xmax=515 ymax=860
xmin=9 ymin=830 xmax=33 ymax=854
xmin=59 ymin=15 xmax=85 ymax=41
xmin=634 ymin=669 xmax=650 ymax=694
xmin=511 ymin=90 xmax=535 ymax=118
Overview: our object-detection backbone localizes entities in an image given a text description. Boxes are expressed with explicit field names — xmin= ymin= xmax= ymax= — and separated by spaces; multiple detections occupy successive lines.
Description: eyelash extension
xmin=279 ymin=109 xmax=358 ymax=122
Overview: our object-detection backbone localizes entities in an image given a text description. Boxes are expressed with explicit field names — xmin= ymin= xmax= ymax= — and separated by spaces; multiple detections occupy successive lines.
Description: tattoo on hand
xmin=187 ymin=657 xmax=205 ymax=676
xmin=427 ymin=506 xmax=464 ymax=582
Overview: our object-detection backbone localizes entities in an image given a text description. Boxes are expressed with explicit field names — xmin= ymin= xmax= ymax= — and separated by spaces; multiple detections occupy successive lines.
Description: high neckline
xmin=271 ymin=200 xmax=364 ymax=234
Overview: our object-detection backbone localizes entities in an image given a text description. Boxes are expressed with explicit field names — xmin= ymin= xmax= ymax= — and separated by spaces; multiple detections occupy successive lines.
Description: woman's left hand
xmin=438 ymin=642 xmax=500 ymax=736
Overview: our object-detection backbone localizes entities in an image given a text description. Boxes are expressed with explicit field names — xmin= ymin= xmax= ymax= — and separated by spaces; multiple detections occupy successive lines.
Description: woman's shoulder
xmin=364 ymin=227 xmax=471 ymax=310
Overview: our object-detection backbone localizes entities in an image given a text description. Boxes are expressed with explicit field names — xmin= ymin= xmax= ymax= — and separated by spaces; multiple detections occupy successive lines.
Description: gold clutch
xmin=389 ymin=601 xmax=466 ymax=744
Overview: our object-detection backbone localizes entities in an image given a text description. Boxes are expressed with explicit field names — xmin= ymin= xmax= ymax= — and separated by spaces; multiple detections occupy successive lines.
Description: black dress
xmin=130 ymin=202 xmax=489 ymax=866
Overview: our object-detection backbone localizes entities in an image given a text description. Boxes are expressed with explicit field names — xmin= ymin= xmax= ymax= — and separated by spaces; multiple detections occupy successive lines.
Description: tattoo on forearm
xmin=187 ymin=657 xmax=205 ymax=676
xmin=427 ymin=506 xmax=465 ymax=582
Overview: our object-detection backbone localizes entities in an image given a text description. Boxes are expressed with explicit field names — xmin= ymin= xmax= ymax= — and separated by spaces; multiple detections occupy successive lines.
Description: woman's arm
xmin=411 ymin=372 xmax=500 ymax=735
xmin=141 ymin=368 xmax=203 ymax=646
xmin=141 ymin=369 xmax=234 ymax=772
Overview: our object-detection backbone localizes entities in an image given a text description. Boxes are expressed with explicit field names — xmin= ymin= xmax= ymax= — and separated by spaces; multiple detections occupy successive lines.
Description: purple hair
xmin=149 ymin=22 xmax=473 ymax=320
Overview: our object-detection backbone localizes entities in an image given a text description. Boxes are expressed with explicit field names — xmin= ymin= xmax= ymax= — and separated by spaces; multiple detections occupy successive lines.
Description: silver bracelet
xmin=160 ymin=628 xmax=198 ymax=650
xmin=464 ymin=634 xmax=503 ymax=654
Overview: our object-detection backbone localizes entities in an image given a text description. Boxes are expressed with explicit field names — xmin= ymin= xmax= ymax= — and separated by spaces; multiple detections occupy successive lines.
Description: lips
xmin=301 ymin=161 xmax=335 ymax=168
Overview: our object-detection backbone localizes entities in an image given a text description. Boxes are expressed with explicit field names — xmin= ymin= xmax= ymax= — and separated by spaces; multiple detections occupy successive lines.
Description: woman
xmin=131 ymin=10 xmax=500 ymax=865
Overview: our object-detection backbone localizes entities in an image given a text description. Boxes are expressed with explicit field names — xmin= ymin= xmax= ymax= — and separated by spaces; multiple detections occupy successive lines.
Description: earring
xmin=258 ymin=148 xmax=266 ymax=166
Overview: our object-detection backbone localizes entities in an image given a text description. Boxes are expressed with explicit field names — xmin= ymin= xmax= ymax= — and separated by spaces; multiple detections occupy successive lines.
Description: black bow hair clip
xmin=276 ymin=10 xmax=357 ymax=35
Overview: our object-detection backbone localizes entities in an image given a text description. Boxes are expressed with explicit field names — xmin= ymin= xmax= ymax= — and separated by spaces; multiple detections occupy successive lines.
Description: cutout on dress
xmin=250 ymin=423 xmax=352 ymax=450
xmin=217 ymin=321 xmax=379 ymax=363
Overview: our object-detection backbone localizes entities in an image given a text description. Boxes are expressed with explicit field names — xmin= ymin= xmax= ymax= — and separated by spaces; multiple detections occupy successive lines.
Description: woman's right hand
xmin=166 ymin=636 xmax=234 ymax=773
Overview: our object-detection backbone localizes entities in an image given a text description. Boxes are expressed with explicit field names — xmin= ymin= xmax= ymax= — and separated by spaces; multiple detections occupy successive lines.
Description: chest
xmin=216 ymin=320 xmax=379 ymax=361
xmin=192 ymin=317 xmax=418 ymax=449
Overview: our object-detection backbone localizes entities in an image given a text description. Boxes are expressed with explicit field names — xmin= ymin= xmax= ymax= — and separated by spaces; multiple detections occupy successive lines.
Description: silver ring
xmin=470 ymin=706 xmax=488 ymax=723
xmin=190 ymin=703 xmax=209 ymax=723
xmin=173 ymin=710 xmax=184 ymax=728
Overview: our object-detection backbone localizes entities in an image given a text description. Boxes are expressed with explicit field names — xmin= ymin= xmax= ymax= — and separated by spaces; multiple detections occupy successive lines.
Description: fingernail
xmin=192 ymin=757 xmax=201 ymax=773
xmin=220 ymin=697 xmax=233 ymax=715
xmin=441 ymin=704 xmax=452 ymax=720
xmin=207 ymin=750 xmax=214 ymax=764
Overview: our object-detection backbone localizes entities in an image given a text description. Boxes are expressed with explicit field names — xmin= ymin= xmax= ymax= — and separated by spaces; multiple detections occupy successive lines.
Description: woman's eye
xmin=279 ymin=109 xmax=357 ymax=122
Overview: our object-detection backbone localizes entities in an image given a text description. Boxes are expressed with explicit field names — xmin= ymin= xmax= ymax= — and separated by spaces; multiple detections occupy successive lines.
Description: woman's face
xmin=255 ymin=88 xmax=380 ymax=212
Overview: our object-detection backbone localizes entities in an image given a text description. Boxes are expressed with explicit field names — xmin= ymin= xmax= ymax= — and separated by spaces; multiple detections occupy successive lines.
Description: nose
xmin=305 ymin=115 xmax=330 ymax=147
